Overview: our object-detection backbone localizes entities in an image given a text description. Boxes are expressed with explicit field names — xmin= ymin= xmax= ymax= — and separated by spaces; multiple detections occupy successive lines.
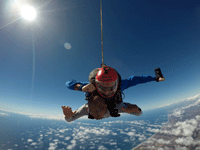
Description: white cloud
xmin=147 ymin=145 xmax=156 ymax=149
xmin=0 ymin=112 xmax=9 ymax=116
xmin=148 ymin=124 xmax=162 ymax=128
xmin=157 ymin=139 xmax=170 ymax=144
xmin=59 ymin=135 xmax=64 ymax=138
xmin=118 ymin=129 xmax=126 ymax=134
xmin=46 ymin=131 xmax=52 ymax=135
xmin=174 ymin=146 xmax=188 ymax=150
xmin=158 ymin=115 xmax=199 ymax=140
xmin=146 ymin=140 xmax=154 ymax=144
xmin=49 ymin=143 xmax=57 ymax=150
xmin=172 ymin=109 xmax=184 ymax=118
xmin=124 ymin=139 xmax=129 ymax=142
xmin=98 ymin=145 xmax=108 ymax=150
xmin=66 ymin=140 xmax=76 ymax=149
xmin=140 ymin=99 xmax=200 ymax=149
xmin=196 ymin=115 xmax=200 ymax=121
xmin=59 ymin=129 xmax=68 ymax=133
xmin=79 ymin=145 xmax=86 ymax=149
xmin=53 ymin=139 xmax=58 ymax=142
xmin=80 ymin=139 xmax=84 ymax=142
xmin=147 ymin=127 xmax=160 ymax=133
xmin=171 ymin=128 xmax=181 ymax=136
xmin=175 ymin=137 xmax=194 ymax=146
xmin=127 ymin=120 xmax=145 ymax=125
xmin=106 ymin=120 xmax=124 ymax=124
xmin=131 ymin=129 xmax=136 ymax=132
xmin=125 ymin=128 xmax=129 ymax=131
xmin=89 ymin=141 xmax=95 ymax=145
xmin=30 ymin=142 xmax=37 ymax=146
xmin=173 ymin=118 xmax=198 ymax=136
xmin=138 ymin=134 xmax=146 ymax=141
xmin=89 ymin=146 xmax=95 ymax=149
xmin=74 ymin=126 xmax=111 ymax=139
xmin=37 ymin=138 xmax=42 ymax=142
xmin=112 ymin=132 xmax=117 ymax=135
xmin=127 ymin=132 xmax=135 ymax=136
xmin=71 ymin=140 xmax=76 ymax=144
xmin=110 ymin=142 xmax=117 ymax=145
xmin=65 ymin=137 xmax=71 ymax=140
xmin=27 ymin=139 xmax=33 ymax=142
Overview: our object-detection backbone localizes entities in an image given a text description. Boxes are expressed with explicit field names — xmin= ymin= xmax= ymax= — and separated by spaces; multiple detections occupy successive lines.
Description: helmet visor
xmin=96 ymin=79 xmax=118 ymax=98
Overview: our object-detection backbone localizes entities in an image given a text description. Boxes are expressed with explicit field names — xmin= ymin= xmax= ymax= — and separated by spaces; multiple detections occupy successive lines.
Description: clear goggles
xmin=95 ymin=79 xmax=118 ymax=98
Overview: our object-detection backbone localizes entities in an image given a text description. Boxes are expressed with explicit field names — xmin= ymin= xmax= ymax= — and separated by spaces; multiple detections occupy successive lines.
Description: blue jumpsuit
xmin=66 ymin=75 xmax=155 ymax=92
xmin=65 ymin=75 xmax=155 ymax=122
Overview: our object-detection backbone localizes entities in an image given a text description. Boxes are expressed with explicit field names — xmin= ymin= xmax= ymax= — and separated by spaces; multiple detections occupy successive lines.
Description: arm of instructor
xmin=74 ymin=83 xmax=96 ymax=92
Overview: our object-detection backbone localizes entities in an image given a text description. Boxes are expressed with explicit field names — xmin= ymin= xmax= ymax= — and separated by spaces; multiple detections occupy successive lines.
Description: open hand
xmin=61 ymin=106 xmax=76 ymax=119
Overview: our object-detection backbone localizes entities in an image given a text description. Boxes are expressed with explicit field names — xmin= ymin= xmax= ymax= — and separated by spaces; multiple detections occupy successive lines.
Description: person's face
xmin=96 ymin=80 xmax=118 ymax=98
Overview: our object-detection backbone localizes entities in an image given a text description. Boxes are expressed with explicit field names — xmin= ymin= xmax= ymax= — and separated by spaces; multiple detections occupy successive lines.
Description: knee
xmin=135 ymin=107 xmax=142 ymax=116
xmin=131 ymin=104 xmax=141 ymax=114
xmin=131 ymin=104 xmax=142 ymax=116
xmin=136 ymin=109 xmax=143 ymax=116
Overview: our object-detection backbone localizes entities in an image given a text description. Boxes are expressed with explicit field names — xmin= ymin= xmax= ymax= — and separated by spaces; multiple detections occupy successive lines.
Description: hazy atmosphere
xmin=1 ymin=1 xmax=200 ymax=150
xmin=0 ymin=0 xmax=200 ymax=118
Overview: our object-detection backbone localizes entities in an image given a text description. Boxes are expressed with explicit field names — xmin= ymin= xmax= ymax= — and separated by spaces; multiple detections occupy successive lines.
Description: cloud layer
xmin=135 ymin=94 xmax=200 ymax=150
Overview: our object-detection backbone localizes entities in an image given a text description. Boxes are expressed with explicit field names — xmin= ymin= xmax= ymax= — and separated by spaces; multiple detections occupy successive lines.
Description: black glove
xmin=106 ymin=102 xmax=120 ymax=117
xmin=109 ymin=109 xmax=120 ymax=117
xmin=88 ymin=113 xmax=95 ymax=119
xmin=155 ymin=68 xmax=164 ymax=82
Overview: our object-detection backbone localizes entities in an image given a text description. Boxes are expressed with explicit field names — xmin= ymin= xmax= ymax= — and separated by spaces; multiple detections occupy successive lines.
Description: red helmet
xmin=95 ymin=66 xmax=118 ymax=98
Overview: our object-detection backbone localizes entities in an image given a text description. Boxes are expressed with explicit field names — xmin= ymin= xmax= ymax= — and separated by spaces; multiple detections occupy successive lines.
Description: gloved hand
xmin=155 ymin=68 xmax=165 ymax=82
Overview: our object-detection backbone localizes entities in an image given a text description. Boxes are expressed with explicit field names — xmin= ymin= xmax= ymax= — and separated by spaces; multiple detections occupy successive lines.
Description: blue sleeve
xmin=66 ymin=79 xmax=89 ymax=90
xmin=121 ymin=75 xmax=155 ymax=91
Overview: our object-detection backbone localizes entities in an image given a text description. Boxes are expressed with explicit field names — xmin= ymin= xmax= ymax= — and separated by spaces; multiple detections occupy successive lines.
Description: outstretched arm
xmin=121 ymin=68 xmax=165 ymax=91
xmin=121 ymin=76 xmax=155 ymax=91
xmin=66 ymin=80 xmax=95 ymax=92
xmin=62 ymin=104 xmax=89 ymax=122
xmin=66 ymin=80 xmax=89 ymax=91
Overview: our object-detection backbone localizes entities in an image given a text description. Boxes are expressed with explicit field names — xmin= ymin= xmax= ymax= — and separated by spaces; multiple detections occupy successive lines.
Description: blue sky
xmin=0 ymin=0 xmax=200 ymax=116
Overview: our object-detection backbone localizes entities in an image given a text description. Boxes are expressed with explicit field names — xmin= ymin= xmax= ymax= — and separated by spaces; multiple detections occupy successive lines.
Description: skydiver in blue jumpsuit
xmin=62 ymin=66 xmax=165 ymax=122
